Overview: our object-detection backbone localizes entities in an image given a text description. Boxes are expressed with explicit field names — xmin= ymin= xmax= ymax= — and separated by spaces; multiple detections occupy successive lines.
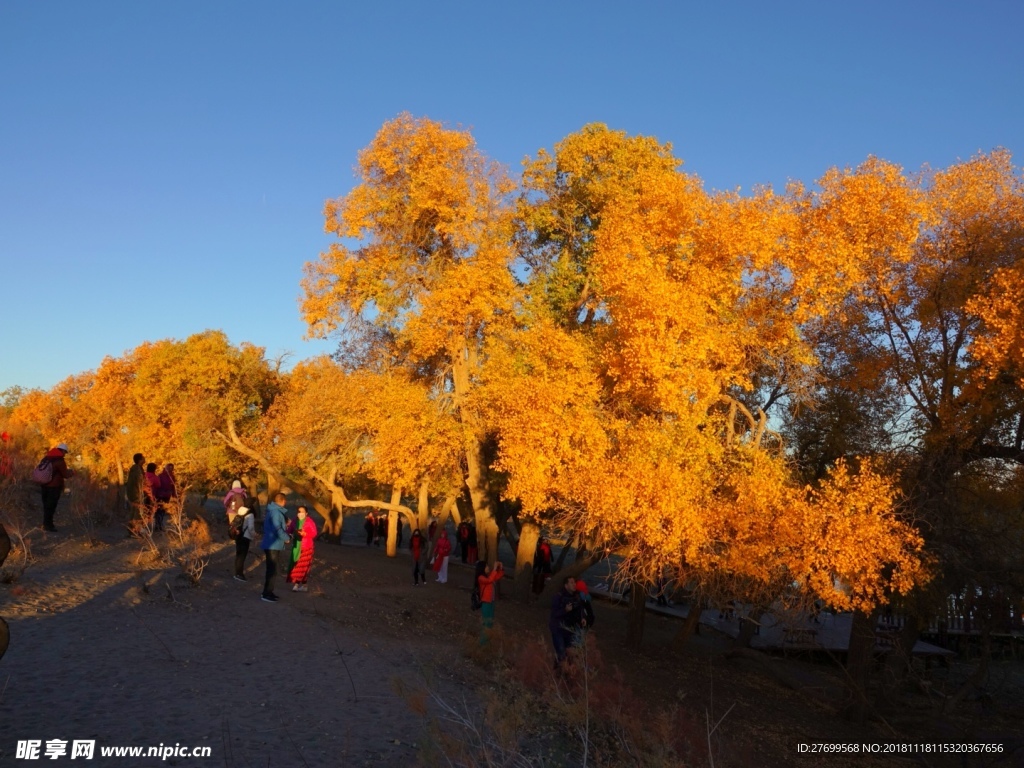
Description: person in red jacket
xmin=476 ymin=560 xmax=504 ymax=644
xmin=432 ymin=529 xmax=452 ymax=583
xmin=39 ymin=443 xmax=74 ymax=532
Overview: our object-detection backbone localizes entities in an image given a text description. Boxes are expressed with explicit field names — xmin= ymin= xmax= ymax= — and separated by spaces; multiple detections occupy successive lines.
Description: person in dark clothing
xmin=410 ymin=528 xmax=426 ymax=585
xmin=232 ymin=506 xmax=255 ymax=581
xmin=376 ymin=512 xmax=387 ymax=546
xmin=125 ymin=453 xmax=145 ymax=516
xmin=549 ymin=576 xmax=581 ymax=666
xmin=457 ymin=521 xmax=470 ymax=563
xmin=532 ymin=537 xmax=553 ymax=594
xmin=364 ymin=511 xmax=376 ymax=546
xmin=39 ymin=444 xmax=74 ymax=532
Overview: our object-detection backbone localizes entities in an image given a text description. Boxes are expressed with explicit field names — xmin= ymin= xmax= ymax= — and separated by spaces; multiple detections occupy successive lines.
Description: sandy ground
xmin=3 ymin=506 xmax=1023 ymax=768
xmin=0 ymin=525 xmax=478 ymax=768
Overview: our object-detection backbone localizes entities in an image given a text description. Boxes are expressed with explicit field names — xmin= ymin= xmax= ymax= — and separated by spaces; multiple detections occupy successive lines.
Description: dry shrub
xmin=0 ymin=449 xmax=38 ymax=581
xmin=68 ymin=470 xmax=122 ymax=542
xmin=163 ymin=493 xmax=211 ymax=585
xmin=395 ymin=674 xmax=542 ymax=768
xmin=402 ymin=630 xmax=707 ymax=768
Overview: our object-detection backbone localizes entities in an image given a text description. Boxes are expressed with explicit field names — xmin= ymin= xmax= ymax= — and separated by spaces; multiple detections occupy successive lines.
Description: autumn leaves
xmin=297 ymin=115 xmax=962 ymax=609
xmin=8 ymin=115 xmax=1022 ymax=620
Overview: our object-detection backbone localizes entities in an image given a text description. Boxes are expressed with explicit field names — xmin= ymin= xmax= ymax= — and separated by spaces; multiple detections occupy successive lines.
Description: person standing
xmin=38 ymin=443 xmax=73 ymax=532
xmin=549 ymin=576 xmax=581 ymax=667
xmin=576 ymin=580 xmax=596 ymax=629
xmin=410 ymin=528 xmax=426 ymax=585
xmin=232 ymin=506 xmax=255 ymax=581
xmin=144 ymin=463 xmax=163 ymax=531
xmin=156 ymin=464 xmax=177 ymax=508
xmin=476 ymin=560 xmax=504 ymax=644
xmin=125 ymin=453 xmax=145 ymax=516
xmin=261 ymin=493 xmax=290 ymax=603
xmin=223 ymin=480 xmax=247 ymax=525
xmin=286 ymin=506 xmax=317 ymax=592
xmin=533 ymin=537 xmax=553 ymax=594
xmin=432 ymin=529 xmax=452 ymax=584
xmin=364 ymin=511 xmax=376 ymax=546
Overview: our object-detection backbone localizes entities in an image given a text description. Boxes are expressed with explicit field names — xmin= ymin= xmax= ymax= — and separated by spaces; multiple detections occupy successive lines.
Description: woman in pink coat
xmin=286 ymin=506 xmax=318 ymax=592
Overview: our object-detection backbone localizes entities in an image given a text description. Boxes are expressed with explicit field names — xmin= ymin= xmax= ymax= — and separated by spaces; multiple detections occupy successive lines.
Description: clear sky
xmin=1 ymin=1 xmax=1021 ymax=391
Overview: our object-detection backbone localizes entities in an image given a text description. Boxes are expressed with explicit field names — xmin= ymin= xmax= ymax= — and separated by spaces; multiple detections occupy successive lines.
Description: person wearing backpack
xmin=476 ymin=560 xmax=504 ymax=645
xmin=223 ymin=480 xmax=247 ymax=525
xmin=37 ymin=443 xmax=73 ymax=532
xmin=231 ymin=506 xmax=255 ymax=581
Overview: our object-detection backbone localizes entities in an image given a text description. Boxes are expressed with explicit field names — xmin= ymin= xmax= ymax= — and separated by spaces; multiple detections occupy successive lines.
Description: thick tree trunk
xmin=625 ymin=580 xmax=647 ymax=651
xmin=326 ymin=488 xmax=345 ymax=538
xmin=842 ymin=609 xmax=880 ymax=723
xmin=386 ymin=487 xmax=401 ymax=556
xmin=452 ymin=347 xmax=500 ymax=565
xmin=468 ymin=459 xmax=499 ymax=565
xmin=673 ymin=595 xmax=705 ymax=650
xmin=880 ymin=613 xmax=920 ymax=703
xmin=266 ymin=470 xmax=284 ymax=504
xmin=417 ymin=482 xmax=430 ymax=532
xmin=515 ymin=520 xmax=540 ymax=600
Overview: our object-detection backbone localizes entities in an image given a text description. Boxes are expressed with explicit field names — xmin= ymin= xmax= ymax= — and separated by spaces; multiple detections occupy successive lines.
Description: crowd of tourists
xmin=125 ymin=453 xmax=177 ymax=532
xmin=28 ymin=442 xmax=596 ymax=667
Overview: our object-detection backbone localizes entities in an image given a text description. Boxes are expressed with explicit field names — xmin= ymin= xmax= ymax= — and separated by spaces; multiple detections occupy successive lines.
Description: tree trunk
xmin=386 ymin=487 xmax=401 ymax=556
xmin=217 ymin=421 xmax=410 ymax=538
xmin=515 ymin=520 xmax=540 ymax=600
xmin=115 ymin=458 xmax=126 ymax=511
xmin=241 ymin=473 xmax=261 ymax=520
xmin=673 ymin=595 xmax=705 ymax=650
xmin=417 ymin=482 xmax=430 ymax=532
xmin=880 ymin=613 xmax=920 ymax=704
xmin=553 ymin=535 xmax=573 ymax=573
xmin=326 ymin=488 xmax=345 ymax=538
xmin=452 ymin=347 xmax=500 ymax=565
xmin=625 ymin=580 xmax=647 ymax=651
xmin=842 ymin=609 xmax=880 ymax=723
xmin=266 ymin=470 xmax=284 ymax=504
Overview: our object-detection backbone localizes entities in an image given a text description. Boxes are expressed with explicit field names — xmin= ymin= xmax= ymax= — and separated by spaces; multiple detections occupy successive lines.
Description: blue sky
xmin=2 ymin=1 xmax=1021 ymax=391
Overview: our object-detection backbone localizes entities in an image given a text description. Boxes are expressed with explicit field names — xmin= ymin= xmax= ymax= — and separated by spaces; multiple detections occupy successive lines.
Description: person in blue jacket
xmin=261 ymin=493 xmax=290 ymax=602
